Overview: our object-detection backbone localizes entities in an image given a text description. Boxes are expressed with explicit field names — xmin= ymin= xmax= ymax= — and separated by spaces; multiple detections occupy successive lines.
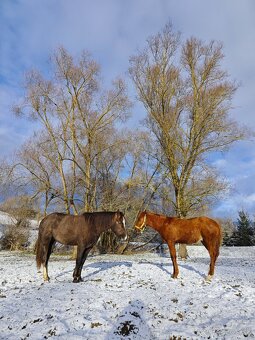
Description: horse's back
xmin=39 ymin=213 xmax=66 ymax=230
xmin=38 ymin=213 xmax=67 ymax=239
xmin=161 ymin=217 xmax=201 ymax=243
xmin=164 ymin=216 xmax=221 ymax=244
xmin=53 ymin=214 xmax=88 ymax=245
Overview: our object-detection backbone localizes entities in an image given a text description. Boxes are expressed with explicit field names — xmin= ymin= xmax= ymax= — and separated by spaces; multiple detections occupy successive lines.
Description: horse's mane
xmin=144 ymin=210 xmax=170 ymax=219
xmin=82 ymin=211 xmax=116 ymax=228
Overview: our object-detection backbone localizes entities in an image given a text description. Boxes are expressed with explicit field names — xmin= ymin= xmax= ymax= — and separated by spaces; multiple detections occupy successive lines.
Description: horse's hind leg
xmin=202 ymin=239 xmax=220 ymax=281
xmin=40 ymin=237 xmax=55 ymax=282
xmin=43 ymin=238 xmax=55 ymax=282
xmin=209 ymin=243 xmax=220 ymax=278
xmin=167 ymin=242 xmax=179 ymax=278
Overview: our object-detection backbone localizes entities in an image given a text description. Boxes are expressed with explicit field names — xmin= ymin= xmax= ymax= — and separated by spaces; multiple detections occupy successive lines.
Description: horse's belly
xmin=52 ymin=229 xmax=78 ymax=246
xmin=176 ymin=230 xmax=202 ymax=244
xmin=178 ymin=236 xmax=202 ymax=244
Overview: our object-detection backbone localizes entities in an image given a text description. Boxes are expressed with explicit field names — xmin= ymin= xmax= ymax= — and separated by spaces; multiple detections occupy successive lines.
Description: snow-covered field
xmin=0 ymin=246 xmax=254 ymax=340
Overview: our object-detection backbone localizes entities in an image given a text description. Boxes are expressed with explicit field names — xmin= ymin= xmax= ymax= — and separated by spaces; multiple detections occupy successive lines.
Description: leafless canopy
xmin=129 ymin=23 xmax=245 ymax=217
xmin=12 ymin=47 xmax=131 ymax=214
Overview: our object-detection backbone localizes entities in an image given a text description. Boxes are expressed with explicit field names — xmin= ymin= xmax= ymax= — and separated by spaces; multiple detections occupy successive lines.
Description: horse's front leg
xmin=167 ymin=242 xmax=179 ymax=278
xmin=77 ymin=247 xmax=93 ymax=281
xmin=73 ymin=246 xmax=92 ymax=283
xmin=73 ymin=246 xmax=85 ymax=283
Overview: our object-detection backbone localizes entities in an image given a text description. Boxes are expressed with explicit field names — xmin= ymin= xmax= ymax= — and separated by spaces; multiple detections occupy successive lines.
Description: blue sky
xmin=0 ymin=0 xmax=255 ymax=218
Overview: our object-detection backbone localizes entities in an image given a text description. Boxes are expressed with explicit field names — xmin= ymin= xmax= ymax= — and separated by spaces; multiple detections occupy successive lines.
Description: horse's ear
xmin=116 ymin=209 xmax=121 ymax=218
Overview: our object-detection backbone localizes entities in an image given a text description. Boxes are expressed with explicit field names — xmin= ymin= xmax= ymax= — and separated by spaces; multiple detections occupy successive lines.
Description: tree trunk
xmin=176 ymin=190 xmax=188 ymax=259
xmin=71 ymin=246 xmax=78 ymax=260
xmin=70 ymin=200 xmax=78 ymax=260
xmin=178 ymin=243 xmax=188 ymax=259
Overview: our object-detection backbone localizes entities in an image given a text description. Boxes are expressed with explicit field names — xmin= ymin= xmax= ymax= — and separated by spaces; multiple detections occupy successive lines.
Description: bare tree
xmin=129 ymin=23 xmax=245 ymax=256
xmin=7 ymin=47 xmax=165 ymax=253
xmin=129 ymin=23 xmax=244 ymax=217
xmin=12 ymin=132 xmax=67 ymax=216
xmin=13 ymin=47 xmax=131 ymax=214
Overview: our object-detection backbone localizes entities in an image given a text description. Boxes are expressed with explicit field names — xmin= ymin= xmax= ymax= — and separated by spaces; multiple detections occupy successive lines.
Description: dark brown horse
xmin=134 ymin=211 xmax=222 ymax=281
xmin=36 ymin=211 xmax=127 ymax=282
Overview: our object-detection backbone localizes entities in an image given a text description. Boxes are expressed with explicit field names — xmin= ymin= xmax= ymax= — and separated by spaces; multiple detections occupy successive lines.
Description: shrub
xmin=97 ymin=230 xmax=118 ymax=254
xmin=1 ymin=224 xmax=30 ymax=250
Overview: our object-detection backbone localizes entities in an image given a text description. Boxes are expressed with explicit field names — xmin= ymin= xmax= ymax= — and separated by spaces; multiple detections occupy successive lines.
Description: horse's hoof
xmin=171 ymin=275 xmax=178 ymax=279
xmin=73 ymin=277 xmax=83 ymax=283
xmin=205 ymin=275 xmax=213 ymax=282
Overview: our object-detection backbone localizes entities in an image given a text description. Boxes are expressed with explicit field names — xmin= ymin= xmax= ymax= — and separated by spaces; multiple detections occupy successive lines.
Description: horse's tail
xmin=217 ymin=221 xmax=223 ymax=246
xmin=36 ymin=223 xmax=44 ymax=270
xmin=213 ymin=221 xmax=222 ymax=260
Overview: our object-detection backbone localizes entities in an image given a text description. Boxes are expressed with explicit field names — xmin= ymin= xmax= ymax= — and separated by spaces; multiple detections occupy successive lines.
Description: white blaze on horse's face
xmin=123 ymin=217 xmax=128 ymax=240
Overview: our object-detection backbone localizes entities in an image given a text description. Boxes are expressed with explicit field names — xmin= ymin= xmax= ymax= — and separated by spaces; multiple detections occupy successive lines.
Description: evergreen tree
xmin=222 ymin=232 xmax=234 ymax=246
xmin=231 ymin=211 xmax=255 ymax=246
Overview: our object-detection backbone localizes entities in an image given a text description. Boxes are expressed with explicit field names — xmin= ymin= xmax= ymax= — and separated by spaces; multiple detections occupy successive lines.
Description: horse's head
xmin=134 ymin=211 xmax=147 ymax=233
xmin=111 ymin=210 xmax=128 ymax=240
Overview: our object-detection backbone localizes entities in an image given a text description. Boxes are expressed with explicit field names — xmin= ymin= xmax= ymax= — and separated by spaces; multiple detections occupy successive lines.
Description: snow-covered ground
xmin=0 ymin=246 xmax=254 ymax=340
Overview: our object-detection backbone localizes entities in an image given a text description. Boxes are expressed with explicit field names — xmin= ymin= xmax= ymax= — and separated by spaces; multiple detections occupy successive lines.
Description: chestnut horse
xmin=134 ymin=211 xmax=221 ymax=280
xmin=36 ymin=211 xmax=127 ymax=282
